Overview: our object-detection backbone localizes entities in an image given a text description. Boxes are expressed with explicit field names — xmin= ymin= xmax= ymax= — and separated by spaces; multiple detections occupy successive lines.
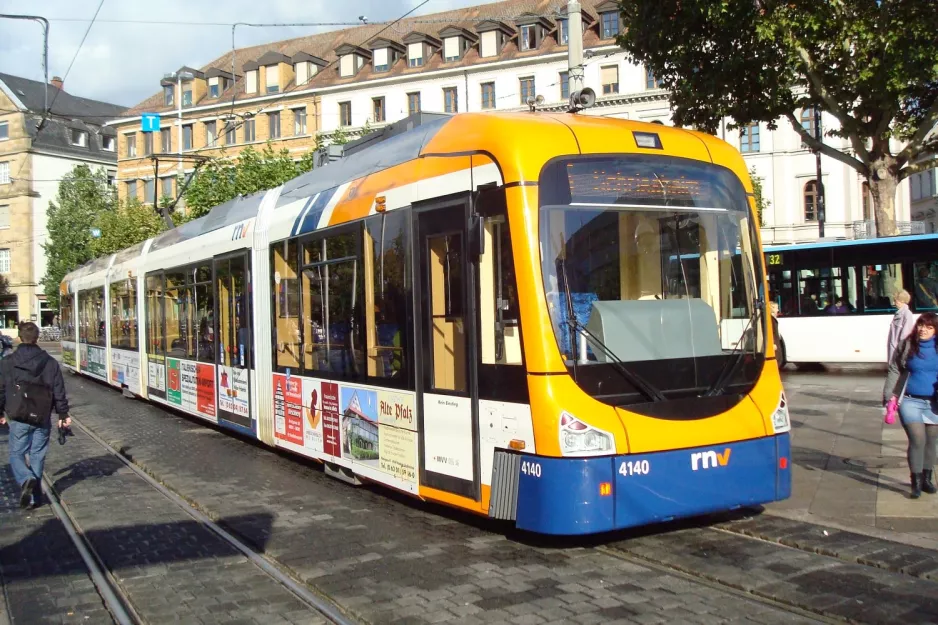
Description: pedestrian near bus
xmin=884 ymin=312 xmax=938 ymax=499
xmin=887 ymin=289 xmax=916 ymax=364
xmin=0 ymin=322 xmax=71 ymax=509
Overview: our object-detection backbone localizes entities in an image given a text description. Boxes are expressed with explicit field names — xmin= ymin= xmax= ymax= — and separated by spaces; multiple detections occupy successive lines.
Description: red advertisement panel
xmin=321 ymin=382 xmax=341 ymax=457
xmin=272 ymin=373 xmax=303 ymax=445
xmin=196 ymin=364 xmax=216 ymax=417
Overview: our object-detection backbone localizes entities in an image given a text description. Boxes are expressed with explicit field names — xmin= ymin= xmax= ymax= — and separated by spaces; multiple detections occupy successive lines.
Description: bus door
xmin=415 ymin=200 xmax=481 ymax=501
xmin=214 ymin=253 xmax=254 ymax=435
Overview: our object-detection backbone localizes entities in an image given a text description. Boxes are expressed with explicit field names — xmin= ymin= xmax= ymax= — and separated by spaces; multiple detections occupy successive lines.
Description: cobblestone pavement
xmin=3 ymin=367 xmax=938 ymax=624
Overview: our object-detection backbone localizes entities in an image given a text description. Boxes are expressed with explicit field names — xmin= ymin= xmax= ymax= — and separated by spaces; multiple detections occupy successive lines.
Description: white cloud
xmin=0 ymin=0 xmax=495 ymax=108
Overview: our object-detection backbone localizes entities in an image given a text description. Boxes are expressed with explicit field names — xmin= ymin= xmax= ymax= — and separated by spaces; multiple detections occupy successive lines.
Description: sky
xmin=0 ymin=0 xmax=496 ymax=109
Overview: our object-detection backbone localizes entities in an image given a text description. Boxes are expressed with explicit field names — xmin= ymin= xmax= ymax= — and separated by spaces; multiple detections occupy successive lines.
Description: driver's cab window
xmin=480 ymin=216 xmax=522 ymax=365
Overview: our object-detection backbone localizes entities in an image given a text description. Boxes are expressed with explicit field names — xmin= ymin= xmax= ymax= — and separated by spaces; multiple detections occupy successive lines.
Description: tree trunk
xmin=868 ymin=156 xmax=899 ymax=237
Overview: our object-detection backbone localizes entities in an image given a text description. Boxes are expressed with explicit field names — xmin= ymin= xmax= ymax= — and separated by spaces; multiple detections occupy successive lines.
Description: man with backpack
xmin=0 ymin=322 xmax=71 ymax=509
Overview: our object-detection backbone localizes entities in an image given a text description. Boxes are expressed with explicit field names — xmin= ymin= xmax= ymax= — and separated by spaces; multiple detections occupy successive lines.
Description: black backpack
xmin=6 ymin=354 xmax=54 ymax=427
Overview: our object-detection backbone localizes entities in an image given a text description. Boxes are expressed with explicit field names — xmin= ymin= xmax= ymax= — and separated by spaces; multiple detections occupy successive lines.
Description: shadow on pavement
xmin=50 ymin=454 xmax=125 ymax=495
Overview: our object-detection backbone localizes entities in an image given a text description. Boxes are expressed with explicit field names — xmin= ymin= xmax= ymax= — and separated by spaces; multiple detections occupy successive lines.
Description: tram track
xmin=46 ymin=416 xmax=359 ymax=625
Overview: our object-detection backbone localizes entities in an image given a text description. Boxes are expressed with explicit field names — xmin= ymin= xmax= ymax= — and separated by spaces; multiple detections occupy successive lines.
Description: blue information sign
xmin=141 ymin=113 xmax=160 ymax=133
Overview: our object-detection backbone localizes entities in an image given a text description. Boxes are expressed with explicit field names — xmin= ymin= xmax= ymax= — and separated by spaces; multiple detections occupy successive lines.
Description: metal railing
xmin=851 ymin=220 xmax=928 ymax=239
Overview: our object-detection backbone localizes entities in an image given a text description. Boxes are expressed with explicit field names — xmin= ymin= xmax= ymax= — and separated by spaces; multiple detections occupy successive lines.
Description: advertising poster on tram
xmin=321 ymin=381 xmax=341 ymax=457
xmin=340 ymin=387 xmax=379 ymax=469
xmin=147 ymin=356 xmax=166 ymax=399
xmin=273 ymin=373 xmax=304 ymax=446
xmin=167 ymin=358 xmax=182 ymax=404
xmin=167 ymin=358 xmax=216 ymax=420
xmin=62 ymin=342 xmax=77 ymax=368
xmin=302 ymin=379 xmax=324 ymax=454
xmin=83 ymin=345 xmax=107 ymax=379
xmin=218 ymin=367 xmax=250 ymax=420
xmin=376 ymin=390 xmax=418 ymax=484
xmin=110 ymin=349 xmax=141 ymax=395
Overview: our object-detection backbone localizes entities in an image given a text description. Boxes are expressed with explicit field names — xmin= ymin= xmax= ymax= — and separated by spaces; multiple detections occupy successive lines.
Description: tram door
xmin=416 ymin=201 xmax=480 ymax=501
xmin=214 ymin=253 xmax=253 ymax=434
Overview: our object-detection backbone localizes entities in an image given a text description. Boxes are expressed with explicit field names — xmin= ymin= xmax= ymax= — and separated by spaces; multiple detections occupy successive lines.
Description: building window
xmin=559 ymin=72 xmax=570 ymax=100
xmin=206 ymin=121 xmax=217 ymax=147
xmin=0 ymin=206 xmax=8 ymax=229
xmin=182 ymin=89 xmax=192 ymax=106
xmin=558 ymin=19 xmax=569 ymax=45
xmin=0 ymin=163 xmax=9 ymax=185
xmin=444 ymin=87 xmax=458 ymax=113
xmin=444 ymin=37 xmax=461 ymax=62
xmin=520 ymin=24 xmax=537 ymax=51
xmin=125 ymin=180 xmax=138 ymax=201
xmin=266 ymin=65 xmax=279 ymax=93
xmin=163 ymin=85 xmax=174 ymax=106
xmin=268 ymin=112 xmax=281 ymax=139
xmin=102 ymin=136 xmax=115 ymax=152
xmin=210 ymin=83 xmax=219 ymax=98
xmin=246 ymin=70 xmax=258 ymax=94
xmin=70 ymin=129 xmax=87 ymax=147
xmin=182 ymin=125 xmax=193 ymax=150
xmin=408 ymin=92 xmax=421 ymax=115
xmin=646 ymin=67 xmax=662 ymax=89
xmin=161 ymin=128 xmax=171 ymax=153
xmin=862 ymin=182 xmax=872 ymax=221
xmin=520 ymin=77 xmax=535 ymax=105
xmin=0 ymin=122 xmax=8 ymax=141
xmin=0 ymin=249 xmax=10 ymax=273
xmin=125 ymin=134 xmax=136 ymax=157
xmin=601 ymin=12 xmax=620 ymax=38
xmin=339 ymin=102 xmax=352 ymax=127
xmin=374 ymin=48 xmax=391 ymax=72
xmin=481 ymin=83 xmax=495 ymax=110
xmin=244 ymin=118 xmax=255 ymax=142
xmin=144 ymin=178 xmax=155 ymax=203
xmin=294 ymin=108 xmax=307 ymax=134
xmin=408 ymin=43 xmax=424 ymax=68
xmin=372 ymin=97 xmax=385 ymax=123
xmin=143 ymin=133 xmax=153 ymax=156
xmin=740 ymin=123 xmax=760 ymax=153
xmin=800 ymin=108 xmax=821 ymax=143
xmin=601 ymin=65 xmax=619 ymax=95
xmin=225 ymin=123 xmax=236 ymax=145
xmin=161 ymin=177 xmax=173 ymax=201
xmin=804 ymin=180 xmax=821 ymax=222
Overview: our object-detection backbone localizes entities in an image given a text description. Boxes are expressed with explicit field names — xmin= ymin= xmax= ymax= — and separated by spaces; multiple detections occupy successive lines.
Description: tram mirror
xmin=474 ymin=184 xmax=507 ymax=217
xmin=469 ymin=214 xmax=485 ymax=259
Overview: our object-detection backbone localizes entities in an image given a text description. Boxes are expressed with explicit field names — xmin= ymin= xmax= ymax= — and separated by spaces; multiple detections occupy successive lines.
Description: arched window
xmin=862 ymin=182 xmax=873 ymax=221
xmin=804 ymin=180 xmax=819 ymax=221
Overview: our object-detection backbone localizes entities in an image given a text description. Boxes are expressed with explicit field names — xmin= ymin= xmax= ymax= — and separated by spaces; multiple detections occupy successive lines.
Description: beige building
xmin=0 ymin=72 xmax=125 ymax=332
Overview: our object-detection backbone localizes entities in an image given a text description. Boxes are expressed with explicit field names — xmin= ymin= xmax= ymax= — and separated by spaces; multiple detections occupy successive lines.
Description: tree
xmin=42 ymin=165 xmax=115 ymax=309
xmin=616 ymin=0 xmax=938 ymax=236
xmin=90 ymin=198 xmax=165 ymax=258
xmin=182 ymin=144 xmax=315 ymax=220
xmin=749 ymin=167 xmax=770 ymax=227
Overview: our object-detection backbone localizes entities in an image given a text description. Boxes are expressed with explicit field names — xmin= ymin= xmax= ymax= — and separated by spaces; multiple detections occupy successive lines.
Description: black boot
xmin=922 ymin=470 xmax=937 ymax=495
xmin=911 ymin=473 xmax=922 ymax=499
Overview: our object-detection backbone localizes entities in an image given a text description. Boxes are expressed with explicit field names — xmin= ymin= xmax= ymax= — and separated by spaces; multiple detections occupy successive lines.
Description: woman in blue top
xmin=884 ymin=312 xmax=938 ymax=498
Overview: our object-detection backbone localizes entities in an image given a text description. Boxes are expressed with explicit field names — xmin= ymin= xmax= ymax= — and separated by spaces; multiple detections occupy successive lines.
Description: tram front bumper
xmin=514 ymin=433 xmax=791 ymax=535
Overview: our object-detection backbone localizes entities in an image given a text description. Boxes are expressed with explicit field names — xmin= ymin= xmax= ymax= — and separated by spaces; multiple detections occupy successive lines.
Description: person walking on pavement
xmin=0 ymin=322 xmax=71 ymax=509
xmin=884 ymin=312 xmax=938 ymax=499
xmin=887 ymin=290 xmax=916 ymax=364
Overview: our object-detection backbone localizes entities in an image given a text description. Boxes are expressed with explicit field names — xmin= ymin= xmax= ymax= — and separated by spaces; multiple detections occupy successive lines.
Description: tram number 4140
xmin=520 ymin=460 xmax=542 ymax=478
xmin=619 ymin=460 xmax=650 ymax=477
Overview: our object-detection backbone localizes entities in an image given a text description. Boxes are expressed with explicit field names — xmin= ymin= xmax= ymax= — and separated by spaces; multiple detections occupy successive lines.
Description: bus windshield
xmin=538 ymin=155 xmax=765 ymax=406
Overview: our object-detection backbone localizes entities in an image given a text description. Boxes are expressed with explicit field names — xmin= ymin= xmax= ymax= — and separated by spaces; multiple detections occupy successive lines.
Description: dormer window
xmin=520 ymin=25 xmax=537 ymax=50
xmin=408 ymin=43 xmax=424 ymax=67
xmin=367 ymin=40 xmax=404 ymax=73
xmin=205 ymin=69 xmax=234 ymax=99
xmin=163 ymin=85 xmax=174 ymax=106
xmin=475 ymin=21 xmax=515 ymax=58
xmin=374 ymin=50 xmax=390 ymax=72
xmin=439 ymin=27 xmax=477 ymax=63
xmin=70 ymin=129 xmax=87 ymax=147
xmin=402 ymin=32 xmax=441 ymax=69
xmin=243 ymin=60 xmax=260 ymax=94
xmin=265 ymin=65 xmax=279 ymax=93
xmin=102 ymin=136 xmax=115 ymax=152
xmin=558 ymin=19 xmax=568 ymax=45
xmin=182 ymin=87 xmax=192 ymax=106
xmin=596 ymin=2 xmax=621 ymax=39
xmin=514 ymin=15 xmax=551 ymax=51
xmin=210 ymin=83 xmax=219 ymax=98
xmin=335 ymin=44 xmax=371 ymax=78
xmin=292 ymin=53 xmax=327 ymax=87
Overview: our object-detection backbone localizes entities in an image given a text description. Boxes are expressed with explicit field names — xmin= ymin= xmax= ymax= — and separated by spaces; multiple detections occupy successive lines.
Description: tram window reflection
xmin=110 ymin=279 xmax=138 ymax=350
xmin=913 ymin=261 xmax=938 ymax=311
xmin=364 ymin=211 xmax=410 ymax=383
xmin=145 ymin=274 xmax=164 ymax=356
xmin=272 ymin=240 xmax=300 ymax=370
xmin=165 ymin=271 xmax=187 ymax=358
xmin=480 ymin=216 xmax=522 ymax=366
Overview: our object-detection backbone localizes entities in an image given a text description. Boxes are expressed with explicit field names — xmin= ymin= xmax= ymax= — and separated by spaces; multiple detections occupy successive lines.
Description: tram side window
xmin=480 ymin=216 xmax=522 ymax=365
xmin=272 ymin=241 xmax=300 ymax=370
xmin=912 ymin=261 xmax=938 ymax=311
xmin=192 ymin=265 xmax=215 ymax=364
xmin=110 ymin=279 xmax=138 ymax=350
xmin=146 ymin=274 xmax=164 ymax=356
xmin=364 ymin=211 xmax=410 ymax=383
xmin=79 ymin=287 xmax=106 ymax=347
xmin=60 ymin=297 xmax=74 ymax=339
xmin=862 ymin=264 xmax=902 ymax=313
xmin=165 ymin=271 xmax=187 ymax=358
xmin=301 ymin=232 xmax=364 ymax=378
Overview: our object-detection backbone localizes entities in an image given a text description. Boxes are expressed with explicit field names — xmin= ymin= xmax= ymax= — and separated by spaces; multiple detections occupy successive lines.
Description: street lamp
xmin=163 ymin=70 xmax=194 ymax=205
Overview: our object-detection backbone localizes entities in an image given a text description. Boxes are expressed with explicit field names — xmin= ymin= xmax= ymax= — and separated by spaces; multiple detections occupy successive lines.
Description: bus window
xmin=364 ymin=211 xmax=410 ymax=384
xmin=165 ymin=271 xmax=187 ymax=358
xmin=862 ymin=264 xmax=902 ymax=313
xmin=913 ymin=262 xmax=938 ymax=311
xmin=110 ymin=278 xmax=137 ymax=350
xmin=768 ymin=270 xmax=794 ymax=316
xmin=480 ymin=216 xmax=522 ymax=365
xmin=272 ymin=240 xmax=300 ymax=370
xmin=797 ymin=268 xmax=853 ymax=315
xmin=146 ymin=274 xmax=164 ymax=356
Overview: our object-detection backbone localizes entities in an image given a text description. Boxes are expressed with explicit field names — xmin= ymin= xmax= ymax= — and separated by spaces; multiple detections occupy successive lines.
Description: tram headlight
xmin=559 ymin=412 xmax=614 ymax=456
xmin=770 ymin=392 xmax=791 ymax=434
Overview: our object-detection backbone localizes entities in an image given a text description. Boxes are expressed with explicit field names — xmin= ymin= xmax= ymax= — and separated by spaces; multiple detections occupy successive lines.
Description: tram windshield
xmin=538 ymin=155 xmax=765 ymax=406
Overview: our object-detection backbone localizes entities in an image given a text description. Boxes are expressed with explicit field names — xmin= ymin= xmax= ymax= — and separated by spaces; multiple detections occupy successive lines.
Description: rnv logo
xmin=691 ymin=448 xmax=731 ymax=471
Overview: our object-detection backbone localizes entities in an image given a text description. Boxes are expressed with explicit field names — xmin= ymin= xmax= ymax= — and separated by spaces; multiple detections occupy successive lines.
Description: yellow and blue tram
xmin=60 ymin=112 xmax=791 ymax=535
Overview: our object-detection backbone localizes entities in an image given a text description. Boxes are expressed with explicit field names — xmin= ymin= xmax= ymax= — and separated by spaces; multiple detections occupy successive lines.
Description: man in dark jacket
xmin=0 ymin=322 xmax=71 ymax=509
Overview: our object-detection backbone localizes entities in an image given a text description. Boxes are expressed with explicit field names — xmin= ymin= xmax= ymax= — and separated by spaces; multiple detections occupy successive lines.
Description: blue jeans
xmin=8 ymin=420 xmax=50 ymax=503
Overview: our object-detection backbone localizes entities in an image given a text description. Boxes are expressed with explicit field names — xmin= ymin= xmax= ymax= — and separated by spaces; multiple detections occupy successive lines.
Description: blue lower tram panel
xmin=514 ymin=434 xmax=791 ymax=535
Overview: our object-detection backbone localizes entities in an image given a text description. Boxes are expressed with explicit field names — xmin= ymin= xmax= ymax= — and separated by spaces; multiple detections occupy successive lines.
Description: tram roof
xmin=763 ymin=232 xmax=938 ymax=254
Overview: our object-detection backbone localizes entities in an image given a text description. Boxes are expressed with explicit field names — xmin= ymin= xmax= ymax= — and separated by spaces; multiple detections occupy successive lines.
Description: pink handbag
xmin=885 ymin=397 xmax=898 ymax=424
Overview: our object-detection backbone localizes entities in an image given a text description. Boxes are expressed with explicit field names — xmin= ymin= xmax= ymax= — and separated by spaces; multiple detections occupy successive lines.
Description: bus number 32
xmin=619 ymin=460 xmax=650 ymax=477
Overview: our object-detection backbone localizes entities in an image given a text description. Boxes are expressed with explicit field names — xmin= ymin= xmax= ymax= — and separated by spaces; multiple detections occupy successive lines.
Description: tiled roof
xmin=0 ymin=71 xmax=127 ymax=120
xmin=119 ymin=0 xmax=615 ymax=117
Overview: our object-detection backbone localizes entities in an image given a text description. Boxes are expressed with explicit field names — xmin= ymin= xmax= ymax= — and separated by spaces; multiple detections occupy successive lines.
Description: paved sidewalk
xmin=773 ymin=367 xmax=938 ymax=548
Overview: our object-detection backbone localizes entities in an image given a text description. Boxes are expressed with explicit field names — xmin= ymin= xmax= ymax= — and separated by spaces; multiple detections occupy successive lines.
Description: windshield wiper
xmin=702 ymin=300 xmax=764 ymax=397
